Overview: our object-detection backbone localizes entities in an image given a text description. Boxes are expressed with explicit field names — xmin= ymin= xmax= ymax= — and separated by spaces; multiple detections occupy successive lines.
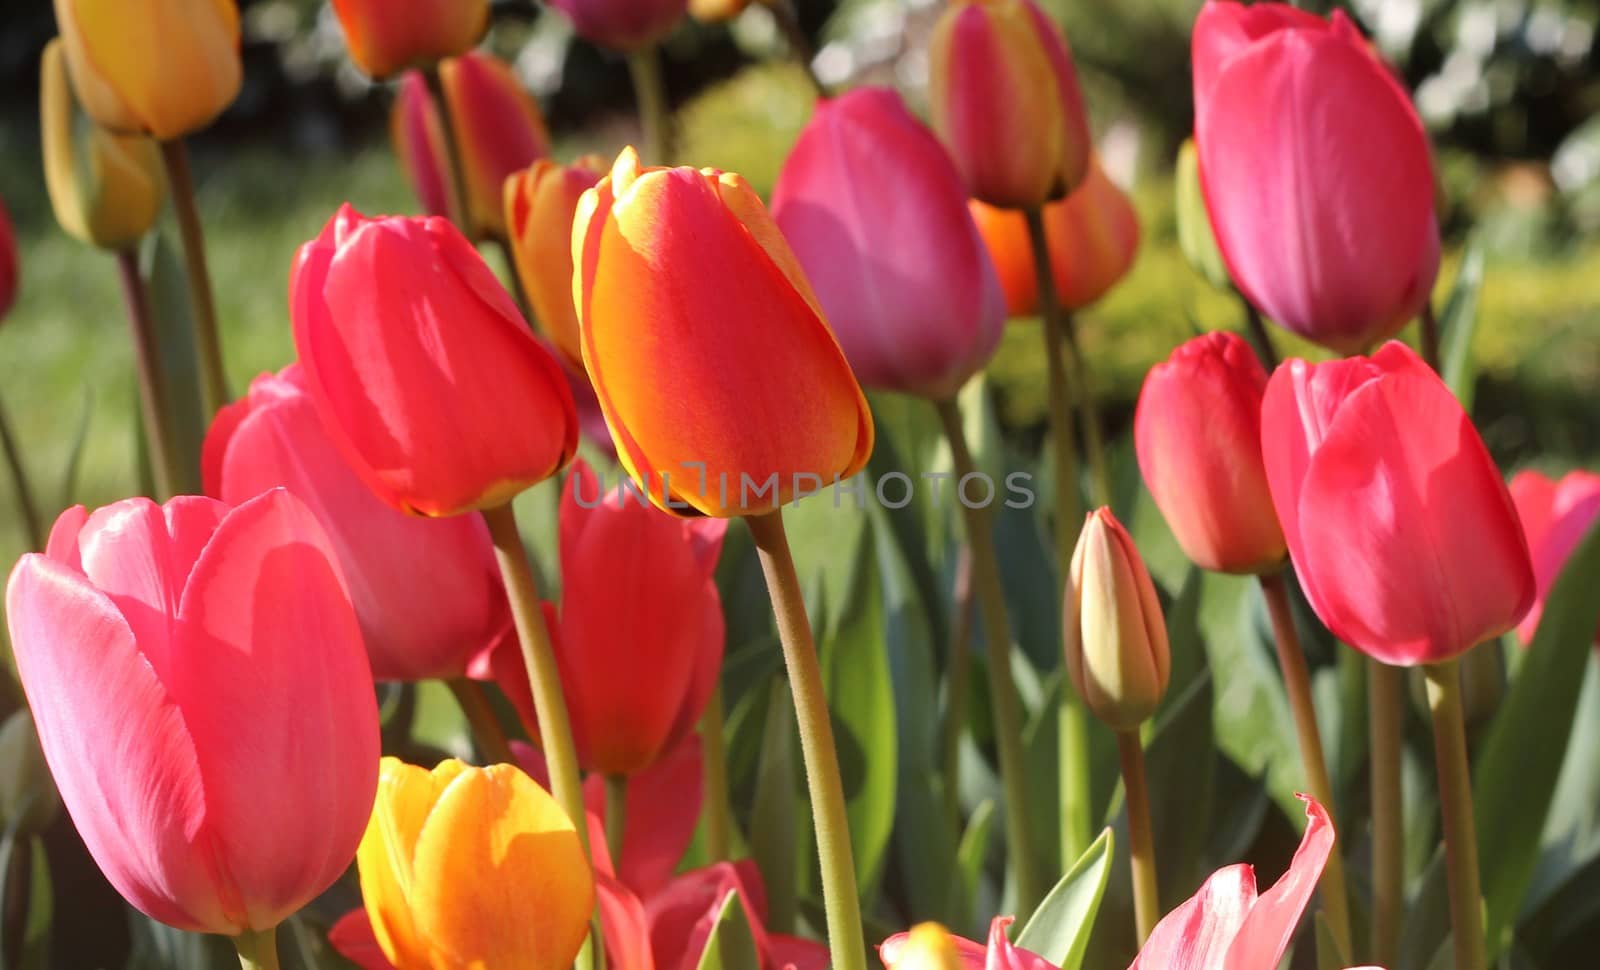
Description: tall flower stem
xmin=1259 ymin=573 xmax=1353 ymax=955
xmin=494 ymin=237 xmax=534 ymax=320
xmin=1425 ymin=658 xmax=1486 ymax=970
xmin=941 ymin=545 xmax=974 ymax=827
xmin=747 ymin=511 xmax=866 ymax=970
xmin=1024 ymin=205 xmax=1090 ymax=862
xmin=446 ymin=678 xmax=514 ymax=765
xmin=234 ymin=928 xmax=280 ymax=970
xmin=422 ymin=65 xmax=472 ymax=233
xmin=934 ymin=396 xmax=1042 ymax=911
xmin=1058 ymin=312 xmax=1111 ymax=508
xmin=1368 ymin=658 xmax=1405 ymax=967
xmin=1241 ymin=295 xmax=1279 ymax=370
xmin=114 ymin=249 xmax=184 ymax=499
xmin=762 ymin=0 xmax=826 ymax=96
xmin=1116 ymin=730 xmax=1159 ymax=943
xmin=0 ymin=393 xmax=41 ymax=552
xmin=700 ymin=684 xmax=733 ymax=861
xmin=627 ymin=47 xmax=673 ymax=166
xmin=605 ymin=774 xmax=628 ymax=863
xmin=159 ymin=140 xmax=227 ymax=415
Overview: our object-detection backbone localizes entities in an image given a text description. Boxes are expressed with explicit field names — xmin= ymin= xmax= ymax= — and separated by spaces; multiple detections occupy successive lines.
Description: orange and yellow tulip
xmin=573 ymin=148 xmax=873 ymax=517
xmin=357 ymin=758 xmax=594 ymax=970
xmin=504 ymin=156 xmax=607 ymax=368
xmin=51 ymin=0 xmax=241 ymax=140
xmin=331 ymin=0 xmax=490 ymax=80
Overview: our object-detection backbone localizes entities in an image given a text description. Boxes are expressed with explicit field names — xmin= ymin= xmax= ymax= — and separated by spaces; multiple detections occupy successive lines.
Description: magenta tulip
xmin=1193 ymin=1 xmax=1438 ymax=354
xmin=547 ymin=0 xmax=687 ymax=51
xmin=5 ymin=491 xmax=379 ymax=934
xmin=203 ymin=365 xmax=513 ymax=681
xmin=1261 ymin=341 xmax=1534 ymax=666
xmin=772 ymin=86 xmax=1006 ymax=400
xmin=1509 ymin=469 xmax=1600 ymax=646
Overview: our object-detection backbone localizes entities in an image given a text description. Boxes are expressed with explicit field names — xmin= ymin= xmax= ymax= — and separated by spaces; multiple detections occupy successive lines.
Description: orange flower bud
xmin=504 ymin=156 xmax=608 ymax=370
xmin=573 ymin=148 xmax=874 ymax=517
xmin=331 ymin=0 xmax=490 ymax=80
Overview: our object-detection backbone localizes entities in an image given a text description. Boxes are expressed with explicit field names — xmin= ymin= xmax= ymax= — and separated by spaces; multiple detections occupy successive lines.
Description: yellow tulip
xmin=52 ymin=0 xmax=242 ymax=140
xmin=40 ymin=39 xmax=166 ymax=250
xmin=357 ymin=758 xmax=594 ymax=970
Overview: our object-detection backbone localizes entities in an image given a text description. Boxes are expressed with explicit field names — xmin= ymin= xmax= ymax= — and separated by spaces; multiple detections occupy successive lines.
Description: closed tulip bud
xmin=1064 ymin=507 xmax=1170 ymax=731
xmin=441 ymin=53 xmax=551 ymax=238
xmin=1261 ymin=342 xmax=1535 ymax=666
xmin=1193 ymin=2 xmax=1439 ymax=354
xmin=291 ymin=204 xmax=578 ymax=518
xmin=357 ymin=757 xmax=594 ymax=970
xmin=688 ymin=0 xmax=750 ymax=23
xmin=771 ymin=87 xmax=1006 ymax=399
xmin=573 ymin=148 xmax=874 ymax=516
xmin=40 ymin=40 xmax=166 ymax=251
xmin=0 ymin=711 xmax=60 ymax=837
xmin=0 ymin=199 xmax=15 ymax=321
xmin=204 ymin=365 xmax=513 ymax=682
xmin=880 ymin=917 xmax=1054 ymax=970
xmin=928 ymin=0 xmax=1092 ymax=208
xmin=548 ymin=0 xmax=688 ymax=51
xmin=968 ymin=156 xmax=1139 ymax=314
xmin=5 ymin=492 xmax=380 ymax=934
xmin=1174 ymin=138 xmax=1231 ymax=292
xmin=389 ymin=72 xmax=452 ymax=220
xmin=51 ymin=0 xmax=241 ymax=140
xmin=1134 ymin=332 xmax=1285 ymax=574
xmin=1509 ymin=469 xmax=1600 ymax=646
xmin=505 ymin=156 xmax=608 ymax=369
xmin=331 ymin=0 xmax=490 ymax=80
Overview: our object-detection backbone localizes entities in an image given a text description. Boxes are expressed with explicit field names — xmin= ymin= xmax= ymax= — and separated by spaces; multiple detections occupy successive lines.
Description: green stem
xmin=495 ymin=236 xmax=534 ymax=323
xmin=626 ymin=47 xmax=673 ymax=166
xmin=1425 ymin=659 xmax=1486 ymax=970
xmin=445 ymin=677 xmax=514 ymax=765
xmin=746 ymin=511 xmax=866 ymax=970
xmin=0 ymin=393 xmax=41 ymax=552
xmin=605 ymin=774 xmax=628 ymax=865
xmin=158 ymin=139 xmax=227 ymax=415
xmin=234 ymin=928 xmax=280 ymax=970
xmin=700 ymin=684 xmax=733 ymax=861
xmin=1260 ymin=573 xmax=1353 ymax=955
xmin=934 ymin=396 xmax=1042 ymax=911
xmin=941 ymin=545 xmax=974 ymax=828
xmin=1369 ymin=658 xmax=1405 ymax=968
xmin=1241 ymin=295 xmax=1279 ymax=370
xmin=1419 ymin=300 xmax=1441 ymax=373
xmin=114 ymin=248 xmax=186 ymax=499
xmin=423 ymin=64 xmax=473 ymax=235
xmin=1058 ymin=312 xmax=1111 ymax=508
xmin=762 ymin=0 xmax=826 ymax=97
xmin=1117 ymin=730 xmax=1159 ymax=943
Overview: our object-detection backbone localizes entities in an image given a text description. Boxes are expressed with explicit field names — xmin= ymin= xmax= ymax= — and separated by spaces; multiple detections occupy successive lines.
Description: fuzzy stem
xmin=234 ymin=928 xmax=280 ymax=970
xmin=446 ymin=678 xmax=514 ymax=765
xmin=1117 ymin=730 xmax=1160 ymax=943
xmin=1368 ymin=658 xmax=1405 ymax=967
xmin=1425 ymin=659 xmax=1487 ymax=970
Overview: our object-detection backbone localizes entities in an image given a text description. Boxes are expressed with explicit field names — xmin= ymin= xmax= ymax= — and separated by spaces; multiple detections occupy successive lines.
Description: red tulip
xmin=1192 ymin=2 xmax=1438 ymax=354
xmin=203 ymin=365 xmax=512 ymax=681
xmin=1509 ymin=470 xmax=1600 ymax=646
xmin=547 ymin=0 xmax=687 ymax=51
xmin=1134 ymin=332 xmax=1285 ymax=574
xmin=389 ymin=71 xmax=451 ymax=220
xmin=4 ymin=491 xmax=379 ymax=934
xmin=1261 ymin=342 xmax=1534 ymax=666
xmin=648 ymin=861 xmax=830 ymax=970
xmin=879 ymin=916 xmax=1054 ymax=969
xmin=771 ymin=87 xmax=1006 ymax=399
xmin=331 ymin=0 xmax=489 ymax=79
xmin=0 ymin=197 xmax=16 ymax=320
xmin=290 ymin=204 xmax=578 ymax=518
xmin=440 ymin=53 xmax=551 ymax=238
xmin=328 ymin=909 xmax=394 ymax=970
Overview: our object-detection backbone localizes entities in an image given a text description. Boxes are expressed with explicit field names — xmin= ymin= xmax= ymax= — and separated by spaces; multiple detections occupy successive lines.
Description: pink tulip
xmin=5 ymin=492 xmax=379 ymax=934
xmin=879 ymin=916 xmax=1054 ymax=969
xmin=1261 ymin=341 xmax=1534 ymax=666
xmin=772 ymin=87 xmax=1006 ymax=400
xmin=548 ymin=0 xmax=688 ymax=51
xmin=203 ymin=365 xmax=513 ymax=681
xmin=1192 ymin=1 xmax=1438 ymax=354
xmin=1509 ymin=470 xmax=1600 ymax=646
xmin=648 ymin=861 xmax=830 ymax=970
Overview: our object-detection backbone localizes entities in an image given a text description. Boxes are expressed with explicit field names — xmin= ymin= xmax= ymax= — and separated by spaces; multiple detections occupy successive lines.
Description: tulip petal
xmin=1129 ymin=864 xmax=1255 ymax=970
xmin=329 ymin=908 xmax=398 ymax=970
xmin=598 ymin=874 xmax=656 ymax=970
xmin=619 ymin=737 xmax=704 ymax=897
xmin=360 ymin=758 xmax=472 ymax=966
xmin=1222 ymin=796 xmax=1336 ymax=969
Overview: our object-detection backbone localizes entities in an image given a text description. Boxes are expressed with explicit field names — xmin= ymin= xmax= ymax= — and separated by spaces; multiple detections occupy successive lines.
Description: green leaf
xmin=1524 ymin=653 xmax=1600 ymax=912
xmin=17 ymin=837 xmax=49 ymax=970
xmin=140 ymin=233 xmax=207 ymax=495
xmin=1014 ymin=827 xmax=1114 ymax=970
xmin=1437 ymin=240 xmax=1486 ymax=413
xmin=0 ymin=824 xmax=49 ymax=970
xmin=693 ymin=890 xmax=763 ymax=970
xmin=945 ymin=799 xmax=995 ymax=934
xmin=1147 ymin=672 xmax=1215 ymax=902
xmin=750 ymin=678 xmax=800 ymax=935
xmin=1314 ymin=911 xmax=1350 ymax=970
xmin=1474 ymin=518 xmax=1600 ymax=954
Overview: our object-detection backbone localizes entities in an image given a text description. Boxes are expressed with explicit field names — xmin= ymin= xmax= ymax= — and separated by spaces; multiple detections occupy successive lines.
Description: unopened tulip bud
xmin=40 ymin=40 xmax=166 ymax=251
xmin=928 ymin=0 xmax=1092 ymax=208
xmin=1065 ymin=508 xmax=1171 ymax=731
xmin=1174 ymin=139 xmax=1231 ymax=292
xmin=331 ymin=0 xmax=490 ymax=80
xmin=883 ymin=923 xmax=963 ymax=970
xmin=0 ymin=711 xmax=60 ymax=836
xmin=505 ymin=156 xmax=608 ymax=369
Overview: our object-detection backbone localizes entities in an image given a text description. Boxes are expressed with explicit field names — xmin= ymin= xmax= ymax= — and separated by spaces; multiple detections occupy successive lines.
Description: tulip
xmin=4 ymin=491 xmax=380 ymax=934
xmin=771 ymin=87 xmax=1006 ymax=399
xmin=573 ymin=148 xmax=873 ymax=516
xmin=0 ymin=198 xmax=14 ymax=320
xmin=1260 ymin=341 xmax=1535 ymax=666
xmin=357 ymin=757 xmax=594 ymax=970
xmin=203 ymin=365 xmax=514 ymax=681
xmin=1064 ymin=508 xmax=1170 ymax=730
xmin=548 ymin=0 xmax=688 ymax=51
xmin=1133 ymin=331 xmax=1285 ymax=574
xmin=390 ymin=72 xmax=452 ymax=221
xmin=51 ymin=0 xmax=241 ymax=140
xmin=330 ymin=910 xmax=396 ymax=970
xmin=39 ymin=39 xmax=166 ymax=251
xmin=968 ymin=157 xmax=1140 ymax=314
xmin=440 ymin=53 xmax=552 ymax=238
xmin=648 ymin=861 xmax=830 ymax=970
xmin=291 ymin=204 xmax=578 ymax=517
xmin=927 ymin=0 xmax=1091 ymax=208
xmin=1173 ymin=138 xmax=1231 ymax=292
xmin=1192 ymin=1 xmax=1439 ymax=354
xmin=1509 ymin=469 xmax=1600 ymax=646
xmin=331 ymin=0 xmax=490 ymax=80
xmin=505 ymin=156 xmax=608 ymax=369
xmin=688 ymin=0 xmax=751 ymax=23
xmin=879 ymin=917 xmax=1053 ymax=970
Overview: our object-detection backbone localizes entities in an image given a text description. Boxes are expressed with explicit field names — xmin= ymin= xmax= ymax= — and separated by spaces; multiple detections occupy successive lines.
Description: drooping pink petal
xmin=1129 ymin=865 xmax=1255 ymax=970
xmin=1222 ymin=796 xmax=1335 ymax=969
